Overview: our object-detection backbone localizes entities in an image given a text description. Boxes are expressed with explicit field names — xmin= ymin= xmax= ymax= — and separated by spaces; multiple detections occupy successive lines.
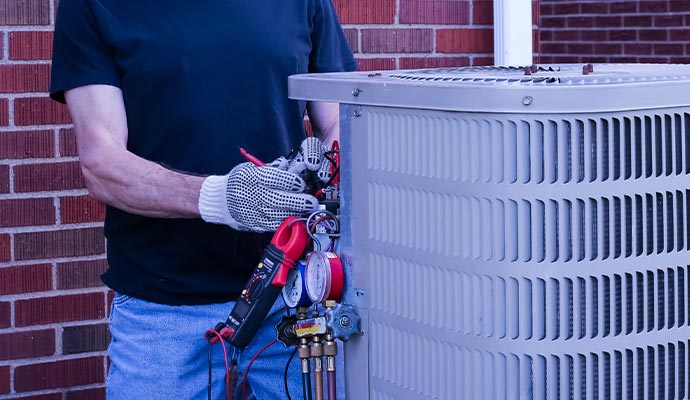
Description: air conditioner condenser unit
xmin=289 ymin=64 xmax=690 ymax=400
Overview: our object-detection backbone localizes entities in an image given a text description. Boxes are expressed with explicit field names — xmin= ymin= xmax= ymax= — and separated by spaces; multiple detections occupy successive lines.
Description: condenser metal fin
xmin=289 ymin=64 xmax=690 ymax=400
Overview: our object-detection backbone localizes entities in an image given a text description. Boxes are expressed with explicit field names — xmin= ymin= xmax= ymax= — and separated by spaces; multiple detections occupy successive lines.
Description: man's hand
xmin=198 ymin=160 xmax=319 ymax=232
xmin=269 ymin=137 xmax=333 ymax=185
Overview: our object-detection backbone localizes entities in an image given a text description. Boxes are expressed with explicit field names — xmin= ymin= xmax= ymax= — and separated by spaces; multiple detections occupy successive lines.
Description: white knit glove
xmin=268 ymin=137 xmax=333 ymax=184
xmin=198 ymin=161 xmax=319 ymax=232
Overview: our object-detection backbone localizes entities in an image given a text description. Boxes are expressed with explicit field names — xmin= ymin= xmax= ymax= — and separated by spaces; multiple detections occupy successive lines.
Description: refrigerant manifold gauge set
xmin=205 ymin=140 xmax=361 ymax=400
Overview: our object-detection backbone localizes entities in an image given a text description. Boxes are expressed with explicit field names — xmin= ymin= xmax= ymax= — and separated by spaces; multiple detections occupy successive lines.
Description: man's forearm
xmin=80 ymin=143 xmax=205 ymax=218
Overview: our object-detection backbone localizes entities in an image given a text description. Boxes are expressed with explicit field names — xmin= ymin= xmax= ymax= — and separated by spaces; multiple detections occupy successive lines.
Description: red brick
xmin=0 ymin=130 xmax=55 ymax=159
xmin=639 ymin=29 xmax=668 ymax=41
xmin=0 ymin=365 xmax=9 ymax=394
xmin=0 ymin=64 xmax=51 ymax=93
xmin=60 ymin=195 xmax=105 ymax=224
xmin=541 ymin=55 xmax=582 ymax=63
xmin=0 ymin=234 xmax=10 ymax=262
xmin=400 ymin=57 xmax=470 ymax=69
xmin=67 ymin=388 xmax=106 ymax=400
xmin=610 ymin=56 xmax=646 ymax=63
xmin=472 ymin=0 xmax=492 ymax=25
xmin=540 ymin=30 xmax=554 ymax=42
xmin=639 ymin=1 xmax=668 ymax=12
xmin=362 ymin=29 xmax=433 ymax=53
xmin=581 ymin=30 xmax=608 ymax=41
xmin=0 ymin=302 xmax=10 ymax=328
xmin=400 ymin=0 xmax=469 ymax=25
xmin=334 ymin=0 xmax=395 ymax=24
xmin=436 ymin=28 xmax=494 ymax=53
xmin=14 ymin=356 xmax=104 ymax=392
xmin=637 ymin=56 xmax=670 ymax=63
xmin=624 ymin=43 xmax=653 ymax=55
xmin=14 ymin=227 xmax=105 ymax=261
xmin=63 ymin=323 xmax=110 ymax=354
xmin=14 ymin=97 xmax=71 ymax=126
xmin=541 ymin=43 xmax=565 ymax=54
xmin=670 ymin=30 xmax=690 ymax=41
xmin=59 ymin=127 xmax=78 ymax=156
xmin=0 ymin=329 xmax=55 ymax=360
xmin=15 ymin=292 xmax=105 ymax=326
xmin=472 ymin=56 xmax=494 ymax=66
xmin=542 ymin=16 xmax=567 ymax=28
xmin=655 ymin=43 xmax=685 ymax=55
xmin=553 ymin=30 xmax=581 ymax=41
xmin=566 ymin=43 xmax=594 ymax=55
xmin=13 ymin=161 xmax=85 ymax=192
xmin=57 ymin=258 xmax=108 ymax=289
xmin=0 ymin=0 xmax=50 ymax=25
xmin=670 ymin=56 xmax=690 ymax=64
xmin=568 ymin=16 xmax=595 ymax=28
xmin=593 ymin=15 xmax=622 ymax=27
xmin=0 ymin=165 xmax=8 ymax=194
xmin=356 ymin=58 xmax=396 ymax=71
xmin=608 ymin=30 xmax=637 ymax=41
xmin=552 ymin=2 xmax=580 ymax=15
xmin=532 ymin=0 xmax=540 ymax=25
xmin=655 ymin=14 xmax=685 ymax=27
xmin=0 ymin=99 xmax=8 ymax=126
xmin=0 ymin=263 xmax=53 ymax=294
xmin=670 ymin=2 xmax=690 ymax=12
xmin=342 ymin=28 xmax=358 ymax=54
xmin=596 ymin=43 xmax=623 ymax=54
xmin=609 ymin=2 xmax=637 ymax=13
xmin=11 ymin=394 xmax=62 ymax=400
xmin=0 ymin=32 xmax=4 ymax=57
xmin=581 ymin=3 xmax=608 ymax=14
xmin=623 ymin=15 xmax=652 ymax=28
xmin=9 ymin=31 xmax=54 ymax=60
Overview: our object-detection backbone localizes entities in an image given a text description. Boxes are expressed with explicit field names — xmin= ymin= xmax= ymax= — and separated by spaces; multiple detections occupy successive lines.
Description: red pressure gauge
xmin=304 ymin=251 xmax=344 ymax=303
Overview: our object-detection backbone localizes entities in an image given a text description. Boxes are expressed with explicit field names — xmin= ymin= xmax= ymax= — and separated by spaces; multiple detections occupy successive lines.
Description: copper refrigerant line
xmin=283 ymin=301 xmax=361 ymax=400
xmin=295 ymin=304 xmax=335 ymax=400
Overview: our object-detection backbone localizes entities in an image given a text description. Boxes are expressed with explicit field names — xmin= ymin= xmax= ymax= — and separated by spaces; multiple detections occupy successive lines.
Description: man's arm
xmin=306 ymin=101 xmax=339 ymax=148
xmin=66 ymin=84 xmax=204 ymax=218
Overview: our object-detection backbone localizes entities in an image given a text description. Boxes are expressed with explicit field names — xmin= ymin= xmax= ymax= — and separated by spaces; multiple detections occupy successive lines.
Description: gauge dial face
xmin=306 ymin=252 xmax=330 ymax=303
xmin=282 ymin=267 xmax=304 ymax=308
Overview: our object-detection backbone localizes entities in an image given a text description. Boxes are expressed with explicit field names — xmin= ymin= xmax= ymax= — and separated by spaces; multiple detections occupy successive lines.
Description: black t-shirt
xmin=50 ymin=0 xmax=356 ymax=305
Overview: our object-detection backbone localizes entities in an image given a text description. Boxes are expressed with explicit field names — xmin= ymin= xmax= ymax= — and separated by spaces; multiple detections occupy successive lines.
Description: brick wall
xmin=0 ymin=0 xmax=532 ymax=397
xmin=540 ymin=0 xmax=690 ymax=64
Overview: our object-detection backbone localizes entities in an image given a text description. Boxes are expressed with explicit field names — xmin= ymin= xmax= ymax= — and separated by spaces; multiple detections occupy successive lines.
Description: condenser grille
xmin=354 ymin=105 xmax=690 ymax=399
xmin=367 ymin=109 xmax=690 ymax=264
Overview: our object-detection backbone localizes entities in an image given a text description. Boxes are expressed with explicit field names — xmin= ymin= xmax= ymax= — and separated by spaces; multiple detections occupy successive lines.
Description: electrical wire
xmin=206 ymin=329 xmax=232 ymax=400
xmin=242 ymin=339 xmax=278 ymax=400
xmin=284 ymin=348 xmax=297 ymax=400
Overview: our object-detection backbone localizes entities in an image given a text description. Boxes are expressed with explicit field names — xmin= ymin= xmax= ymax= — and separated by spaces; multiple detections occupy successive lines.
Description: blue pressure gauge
xmin=281 ymin=260 xmax=312 ymax=308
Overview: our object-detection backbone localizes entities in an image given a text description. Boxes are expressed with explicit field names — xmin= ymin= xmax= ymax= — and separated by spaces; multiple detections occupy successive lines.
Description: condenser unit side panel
xmin=340 ymin=104 xmax=372 ymax=400
xmin=344 ymin=104 xmax=690 ymax=400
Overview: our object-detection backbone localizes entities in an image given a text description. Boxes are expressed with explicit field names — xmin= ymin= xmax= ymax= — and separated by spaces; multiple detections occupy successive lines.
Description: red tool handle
xmin=270 ymin=216 xmax=310 ymax=287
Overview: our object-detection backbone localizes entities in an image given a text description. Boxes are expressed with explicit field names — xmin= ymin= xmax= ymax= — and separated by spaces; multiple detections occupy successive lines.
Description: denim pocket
xmin=111 ymin=292 xmax=132 ymax=307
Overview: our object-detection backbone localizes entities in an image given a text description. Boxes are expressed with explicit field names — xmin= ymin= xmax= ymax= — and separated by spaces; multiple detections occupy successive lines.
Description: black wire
xmin=208 ymin=341 xmax=213 ymax=400
xmin=284 ymin=348 xmax=297 ymax=400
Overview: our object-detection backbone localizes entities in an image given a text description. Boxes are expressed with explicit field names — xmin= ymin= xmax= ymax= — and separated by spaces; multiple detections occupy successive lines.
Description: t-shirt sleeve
xmin=309 ymin=0 xmax=357 ymax=73
xmin=50 ymin=0 xmax=120 ymax=103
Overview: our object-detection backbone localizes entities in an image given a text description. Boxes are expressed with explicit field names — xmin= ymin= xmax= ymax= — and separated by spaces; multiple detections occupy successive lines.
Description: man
xmin=50 ymin=0 xmax=356 ymax=398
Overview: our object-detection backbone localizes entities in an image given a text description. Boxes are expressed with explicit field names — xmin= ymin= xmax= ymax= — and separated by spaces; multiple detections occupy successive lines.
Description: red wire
xmin=242 ymin=339 xmax=278 ymax=400
xmin=206 ymin=329 xmax=232 ymax=400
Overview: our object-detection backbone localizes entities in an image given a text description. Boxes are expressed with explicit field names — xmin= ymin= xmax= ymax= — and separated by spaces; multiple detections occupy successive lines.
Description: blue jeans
xmin=106 ymin=293 xmax=303 ymax=400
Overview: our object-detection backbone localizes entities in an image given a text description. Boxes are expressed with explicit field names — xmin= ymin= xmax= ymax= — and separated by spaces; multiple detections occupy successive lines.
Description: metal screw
xmin=351 ymin=88 xmax=361 ymax=97
xmin=353 ymin=109 xmax=362 ymax=117
xmin=522 ymin=96 xmax=533 ymax=106
xmin=339 ymin=316 xmax=351 ymax=327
